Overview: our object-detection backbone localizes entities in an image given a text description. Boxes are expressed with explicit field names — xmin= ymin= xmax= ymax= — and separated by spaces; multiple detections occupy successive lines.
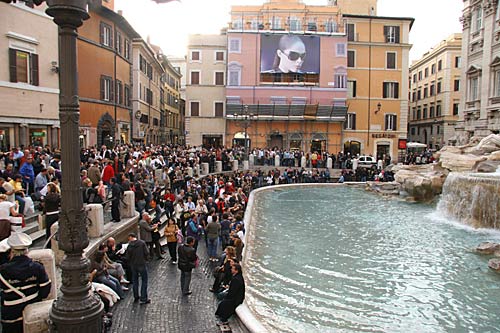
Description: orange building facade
xmin=77 ymin=2 xmax=139 ymax=147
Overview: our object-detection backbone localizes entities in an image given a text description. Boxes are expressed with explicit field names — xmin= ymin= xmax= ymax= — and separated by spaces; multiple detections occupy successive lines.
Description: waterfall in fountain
xmin=437 ymin=170 xmax=500 ymax=229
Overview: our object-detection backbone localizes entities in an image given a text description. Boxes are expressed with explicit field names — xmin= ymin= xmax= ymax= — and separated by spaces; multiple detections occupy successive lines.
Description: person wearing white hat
xmin=0 ymin=232 xmax=51 ymax=333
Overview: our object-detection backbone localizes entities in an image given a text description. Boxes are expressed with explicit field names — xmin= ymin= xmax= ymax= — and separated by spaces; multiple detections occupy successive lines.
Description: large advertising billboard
xmin=260 ymin=34 xmax=320 ymax=74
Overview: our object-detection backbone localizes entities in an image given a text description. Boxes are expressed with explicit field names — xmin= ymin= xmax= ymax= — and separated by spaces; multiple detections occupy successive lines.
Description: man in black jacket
xmin=125 ymin=232 xmax=150 ymax=304
xmin=177 ymin=236 xmax=197 ymax=296
xmin=110 ymin=177 xmax=122 ymax=222
xmin=215 ymin=263 xmax=245 ymax=326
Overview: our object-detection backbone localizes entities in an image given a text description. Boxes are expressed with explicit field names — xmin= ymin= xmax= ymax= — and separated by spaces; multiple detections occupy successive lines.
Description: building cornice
xmin=0 ymin=80 xmax=59 ymax=94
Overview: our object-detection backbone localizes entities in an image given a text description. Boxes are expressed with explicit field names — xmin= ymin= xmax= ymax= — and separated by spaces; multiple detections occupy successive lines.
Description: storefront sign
xmin=398 ymin=139 xmax=407 ymax=149
xmin=372 ymin=133 xmax=396 ymax=139
xmin=32 ymin=132 xmax=45 ymax=137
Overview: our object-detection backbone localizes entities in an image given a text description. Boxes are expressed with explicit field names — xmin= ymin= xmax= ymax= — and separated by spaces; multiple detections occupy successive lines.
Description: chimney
xmin=147 ymin=35 xmax=151 ymax=44
xmin=117 ymin=10 xmax=123 ymax=16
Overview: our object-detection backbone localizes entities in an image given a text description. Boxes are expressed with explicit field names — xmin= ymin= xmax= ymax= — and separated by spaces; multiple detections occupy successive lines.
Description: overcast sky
xmin=114 ymin=0 xmax=463 ymax=61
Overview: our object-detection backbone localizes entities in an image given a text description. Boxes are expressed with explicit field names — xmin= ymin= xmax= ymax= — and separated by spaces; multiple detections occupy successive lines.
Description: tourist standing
xmin=164 ymin=217 xmax=179 ymax=264
xmin=177 ymin=236 xmax=197 ymax=296
xmin=126 ymin=232 xmax=151 ymax=304
xmin=110 ymin=177 xmax=122 ymax=223
xmin=206 ymin=215 xmax=220 ymax=261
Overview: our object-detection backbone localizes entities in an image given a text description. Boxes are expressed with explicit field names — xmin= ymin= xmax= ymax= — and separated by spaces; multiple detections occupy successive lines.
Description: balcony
xmin=225 ymin=103 xmax=347 ymax=121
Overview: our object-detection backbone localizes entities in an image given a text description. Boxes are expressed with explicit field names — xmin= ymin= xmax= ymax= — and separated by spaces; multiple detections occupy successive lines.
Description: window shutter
xmin=9 ymin=49 xmax=17 ymax=83
xmin=383 ymin=26 xmax=389 ymax=42
xmin=100 ymin=22 xmax=104 ymax=44
xmin=109 ymin=26 xmax=113 ymax=48
xmin=110 ymin=79 xmax=114 ymax=102
xmin=395 ymin=27 xmax=400 ymax=43
xmin=385 ymin=115 xmax=388 ymax=130
xmin=395 ymin=83 xmax=399 ymax=99
xmin=393 ymin=115 xmax=397 ymax=130
xmin=383 ymin=83 xmax=387 ymax=98
xmin=353 ymin=81 xmax=357 ymax=97
xmin=30 ymin=53 xmax=39 ymax=86
xmin=352 ymin=114 xmax=356 ymax=130
xmin=100 ymin=76 xmax=105 ymax=100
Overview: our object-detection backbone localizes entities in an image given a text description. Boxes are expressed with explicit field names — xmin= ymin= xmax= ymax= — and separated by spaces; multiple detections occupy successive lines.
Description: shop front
xmin=202 ymin=135 xmax=223 ymax=149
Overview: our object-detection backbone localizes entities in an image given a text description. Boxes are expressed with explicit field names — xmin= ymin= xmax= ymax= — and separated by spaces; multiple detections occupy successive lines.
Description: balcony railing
xmin=225 ymin=103 xmax=347 ymax=121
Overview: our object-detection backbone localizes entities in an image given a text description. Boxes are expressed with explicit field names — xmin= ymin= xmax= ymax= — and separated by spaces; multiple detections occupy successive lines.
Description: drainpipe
xmin=367 ymin=16 xmax=372 ymax=152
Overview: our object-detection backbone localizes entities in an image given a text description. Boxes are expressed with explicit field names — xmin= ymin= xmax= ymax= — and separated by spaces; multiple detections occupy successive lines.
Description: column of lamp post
xmin=234 ymin=105 xmax=254 ymax=161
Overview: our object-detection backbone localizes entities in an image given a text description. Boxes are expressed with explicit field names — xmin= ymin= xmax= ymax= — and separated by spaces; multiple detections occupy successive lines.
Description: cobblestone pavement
xmin=111 ymin=242 xmax=250 ymax=333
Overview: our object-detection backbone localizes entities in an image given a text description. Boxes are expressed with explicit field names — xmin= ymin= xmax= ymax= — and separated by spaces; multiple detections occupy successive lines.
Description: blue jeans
xmin=180 ymin=270 xmax=192 ymax=294
xmin=131 ymin=265 xmax=148 ymax=301
xmin=207 ymin=237 xmax=218 ymax=258
xmin=95 ymin=274 xmax=124 ymax=299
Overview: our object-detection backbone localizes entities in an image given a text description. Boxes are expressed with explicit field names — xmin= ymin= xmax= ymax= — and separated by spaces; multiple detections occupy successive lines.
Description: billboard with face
xmin=260 ymin=34 xmax=320 ymax=74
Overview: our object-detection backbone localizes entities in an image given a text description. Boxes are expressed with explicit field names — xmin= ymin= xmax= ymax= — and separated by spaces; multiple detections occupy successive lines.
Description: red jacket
xmin=102 ymin=165 xmax=115 ymax=183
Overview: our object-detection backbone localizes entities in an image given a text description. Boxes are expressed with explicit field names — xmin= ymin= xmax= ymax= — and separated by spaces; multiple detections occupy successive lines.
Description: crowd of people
xmin=0 ymin=142 xmax=402 ymax=331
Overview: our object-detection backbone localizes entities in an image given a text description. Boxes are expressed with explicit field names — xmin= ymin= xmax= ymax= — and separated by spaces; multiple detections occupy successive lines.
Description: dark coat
xmin=125 ymin=239 xmax=149 ymax=267
xmin=0 ymin=255 xmax=51 ymax=333
xmin=215 ymin=272 xmax=245 ymax=321
xmin=177 ymin=244 xmax=197 ymax=272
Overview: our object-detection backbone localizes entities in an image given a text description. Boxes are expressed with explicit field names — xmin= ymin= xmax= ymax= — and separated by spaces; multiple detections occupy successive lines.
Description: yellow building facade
xmin=343 ymin=14 xmax=414 ymax=161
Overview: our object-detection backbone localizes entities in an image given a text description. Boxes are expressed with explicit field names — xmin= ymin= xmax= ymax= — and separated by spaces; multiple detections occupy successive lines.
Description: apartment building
xmin=343 ymin=13 xmax=414 ymax=161
xmin=185 ymin=34 xmax=227 ymax=148
xmin=0 ymin=2 xmax=59 ymax=149
xmin=131 ymin=38 xmax=165 ymax=145
xmin=458 ymin=0 xmax=500 ymax=143
xmin=160 ymin=56 xmax=182 ymax=144
xmin=409 ymin=34 xmax=462 ymax=149
xmin=77 ymin=1 xmax=140 ymax=147
xmin=225 ymin=0 xmax=348 ymax=153
xmin=167 ymin=55 xmax=186 ymax=100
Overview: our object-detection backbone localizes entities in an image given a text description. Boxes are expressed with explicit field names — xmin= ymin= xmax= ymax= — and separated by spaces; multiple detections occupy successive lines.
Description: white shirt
xmin=0 ymin=201 xmax=14 ymax=219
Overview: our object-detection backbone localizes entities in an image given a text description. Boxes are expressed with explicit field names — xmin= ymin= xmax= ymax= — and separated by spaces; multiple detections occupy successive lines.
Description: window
xmin=116 ymin=80 xmax=123 ymax=104
xmin=347 ymin=80 xmax=357 ymax=98
xmin=413 ymin=74 xmax=417 ymax=83
xmin=325 ymin=20 xmax=337 ymax=33
xmin=436 ymin=104 xmax=442 ymax=116
xmin=146 ymin=88 xmax=153 ymax=105
xmin=344 ymin=113 xmax=356 ymax=130
xmin=495 ymin=70 xmax=500 ymax=97
xmin=423 ymin=107 xmax=428 ymax=119
xmin=100 ymin=75 xmax=113 ymax=102
xmin=455 ymin=56 xmax=461 ymax=68
xmin=417 ymin=107 xmax=421 ymax=119
xmin=100 ymin=22 xmax=112 ymax=47
xmin=214 ymin=102 xmax=224 ymax=117
xmin=232 ymin=18 xmax=243 ymax=30
xmin=229 ymin=38 xmax=241 ymax=53
xmin=454 ymin=79 xmax=460 ymax=92
xmin=417 ymin=89 xmax=421 ymax=100
xmin=271 ymin=17 xmax=282 ymax=30
xmin=425 ymin=68 xmax=429 ymax=77
xmin=347 ymin=50 xmax=355 ymax=67
xmin=418 ymin=71 xmax=422 ymax=80
xmin=412 ymin=91 xmax=416 ymax=102
xmin=385 ymin=114 xmax=397 ymax=130
xmin=424 ymin=87 xmax=428 ymax=98
xmin=139 ymin=55 xmax=147 ymax=74
xmin=307 ymin=21 xmax=317 ymax=31
xmin=116 ymin=31 xmax=122 ymax=54
xmin=190 ymin=71 xmax=200 ymax=85
xmin=438 ymin=60 xmax=442 ymax=71
xmin=124 ymin=84 xmax=131 ymax=107
xmin=190 ymin=101 xmax=200 ymax=117
xmin=383 ymin=82 xmax=399 ymax=98
xmin=289 ymin=17 xmax=301 ymax=31
xmin=346 ymin=23 xmax=355 ymax=41
xmin=191 ymin=51 xmax=200 ymax=61
xmin=334 ymin=73 xmax=347 ymax=89
xmin=453 ymin=103 xmax=459 ymax=115
xmin=8 ymin=49 xmax=38 ymax=85
xmin=430 ymin=84 xmax=435 ymax=96
xmin=437 ymin=81 xmax=442 ymax=94
xmin=412 ymin=107 xmax=416 ymax=120
xmin=216 ymin=51 xmax=224 ymax=61
xmin=215 ymin=71 xmax=224 ymax=85
xmin=474 ymin=6 xmax=483 ymax=32
xmin=124 ymin=39 xmax=131 ymax=60
xmin=228 ymin=70 xmax=240 ymax=86
xmin=430 ymin=105 xmax=435 ymax=117
xmin=431 ymin=64 xmax=436 ymax=74
xmin=384 ymin=26 xmax=400 ymax=43
xmin=337 ymin=43 xmax=346 ymax=57
xmin=469 ymin=76 xmax=479 ymax=101
xmin=386 ymin=52 xmax=396 ymax=69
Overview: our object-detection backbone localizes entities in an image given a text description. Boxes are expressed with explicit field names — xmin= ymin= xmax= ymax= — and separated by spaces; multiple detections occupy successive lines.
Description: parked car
xmin=357 ymin=155 xmax=377 ymax=168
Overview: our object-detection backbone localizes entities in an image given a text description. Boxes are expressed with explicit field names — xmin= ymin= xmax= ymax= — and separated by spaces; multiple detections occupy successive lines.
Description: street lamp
xmin=234 ymin=104 xmax=254 ymax=161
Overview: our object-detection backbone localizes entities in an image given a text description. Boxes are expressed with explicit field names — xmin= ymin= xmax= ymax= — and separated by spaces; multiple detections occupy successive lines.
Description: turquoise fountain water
xmin=245 ymin=186 xmax=500 ymax=333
